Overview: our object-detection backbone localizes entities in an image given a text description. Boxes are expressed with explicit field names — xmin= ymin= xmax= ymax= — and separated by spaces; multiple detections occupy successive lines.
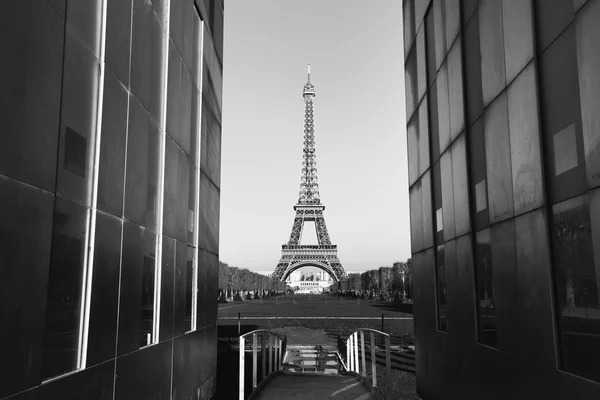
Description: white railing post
xmin=278 ymin=338 xmax=282 ymax=369
xmin=360 ymin=330 xmax=366 ymax=377
xmin=239 ymin=336 xmax=245 ymax=400
xmin=261 ymin=333 xmax=266 ymax=379
xmin=346 ymin=337 xmax=350 ymax=371
xmin=269 ymin=334 xmax=273 ymax=374
xmin=252 ymin=333 xmax=258 ymax=389
xmin=353 ymin=332 xmax=359 ymax=375
xmin=348 ymin=334 xmax=354 ymax=371
xmin=370 ymin=331 xmax=377 ymax=388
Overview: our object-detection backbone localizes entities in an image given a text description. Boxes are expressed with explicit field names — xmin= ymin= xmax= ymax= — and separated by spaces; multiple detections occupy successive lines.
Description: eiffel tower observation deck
xmin=272 ymin=66 xmax=347 ymax=282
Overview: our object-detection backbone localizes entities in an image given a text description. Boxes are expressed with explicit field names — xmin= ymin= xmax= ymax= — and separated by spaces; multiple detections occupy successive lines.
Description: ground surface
xmin=255 ymin=375 xmax=376 ymax=400
xmin=216 ymin=295 xmax=421 ymax=399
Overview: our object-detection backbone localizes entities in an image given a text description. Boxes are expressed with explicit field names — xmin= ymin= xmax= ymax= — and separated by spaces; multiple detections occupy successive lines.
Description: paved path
xmin=255 ymin=375 xmax=376 ymax=400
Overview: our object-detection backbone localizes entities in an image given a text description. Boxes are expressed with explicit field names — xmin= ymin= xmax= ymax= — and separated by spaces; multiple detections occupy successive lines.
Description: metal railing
xmin=239 ymin=329 xmax=287 ymax=400
xmin=343 ymin=328 xmax=392 ymax=395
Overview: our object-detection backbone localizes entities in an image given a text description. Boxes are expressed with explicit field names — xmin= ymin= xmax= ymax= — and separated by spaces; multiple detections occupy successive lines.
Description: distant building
xmin=405 ymin=0 xmax=600 ymax=398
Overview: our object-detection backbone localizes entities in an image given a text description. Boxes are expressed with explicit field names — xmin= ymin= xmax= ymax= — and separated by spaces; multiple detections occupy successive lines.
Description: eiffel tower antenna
xmin=272 ymin=67 xmax=347 ymax=283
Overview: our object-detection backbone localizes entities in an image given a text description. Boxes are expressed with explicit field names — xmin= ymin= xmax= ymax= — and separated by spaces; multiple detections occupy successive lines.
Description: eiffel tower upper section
xmin=298 ymin=64 xmax=321 ymax=206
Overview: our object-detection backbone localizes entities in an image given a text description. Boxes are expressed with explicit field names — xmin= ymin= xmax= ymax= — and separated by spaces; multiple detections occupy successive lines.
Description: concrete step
xmin=282 ymin=345 xmax=343 ymax=375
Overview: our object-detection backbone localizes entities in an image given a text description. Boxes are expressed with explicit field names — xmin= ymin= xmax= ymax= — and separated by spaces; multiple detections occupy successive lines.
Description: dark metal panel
xmin=97 ymin=70 xmax=128 ymax=218
xmin=432 ymin=161 xmax=443 ymax=244
xmin=140 ymin=229 xmax=157 ymax=347
xmin=41 ymin=197 xmax=88 ymax=380
xmin=467 ymin=118 xmax=489 ymax=230
xmin=202 ymin=24 xmax=222 ymax=124
xmin=130 ymin=0 xmax=166 ymax=125
xmin=124 ymin=100 xmax=161 ymax=232
xmin=452 ymin=133 xmax=471 ymax=237
xmin=436 ymin=63 xmax=451 ymax=154
xmin=428 ymin=78 xmax=440 ymax=163
xmin=114 ymin=341 xmax=172 ymax=400
xmin=463 ymin=12 xmax=484 ymax=127
xmin=205 ymin=252 xmax=219 ymax=327
xmin=0 ymin=0 xmax=63 ymax=192
xmin=484 ymin=93 xmax=514 ymax=224
xmin=176 ymin=151 xmax=191 ymax=243
xmin=433 ymin=0 xmax=447 ymax=72
xmin=441 ymin=149 xmax=456 ymax=241
xmin=455 ymin=234 xmax=477 ymax=341
xmin=87 ymin=211 xmax=122 ymax=367
xmin=408 ymin=114 xmax=419 ymax=186
xmin=575 ymin=1 xmax=600 ymax=189
xmin=0 ymin=176 xmax=54 ymax=398
xmin=425 ymin=9 xmax=436 ymax=91
xmin=462 ymin=0 xmax=477 ymax=25
xmin=475 ymin=228 xmax=496 ymax=347
xmin=415 ymin=0 xmax=430 ymax=30
xmin=410 ymin=181 xmax=424 ymax=253
xmin=197 ymin=172 xmax=210 ymax=251
xmin=422 ymin=170 xmax=434 ymax=250
xmin=117 ymin=221 xmax=144 ymax=356
xmin=448 ymin=37 xmax=465 ymax=142
xmin=491 ymin=218 xmax=519 ymax=354
xmin=166 ymin=42 xmax=193 ymax=157
xmin=515 ymin=209 xmax=557 ymax=367
xmin=106 ymin=0 xmax=133 ymax=87
xmin=501 ymin=0 xmax=534 ymax=84
xmin=478 ymin=0 xmax=506 ymax=106
xmin=56 ymin=32 xmax=99 ymax=207
xmin=207 ymin=183 xmax=220 ymax=255
xmin=196 ymin=249 xmax=209 ymax=329
xmin=174 ymin=240 xmax=188 ymax=336
xmin=416 ymin=23 xmax=427 ymax=101
xmin=404 ymin=0 xmax=415 ymax=59
xmin=445 ymin=0 xmax=460 ymax=51
xmin=538 ymin=26 xmax=587 ymax=205
xmin=445 ymin=239 xmax=458 ymax=336
xmin=436 ymin=244 xmax=448 ymax=332
xmin=534 ymin=0 xmax=574 ymax=54
xmin=418 ymin=96 xmax=431 ymax=176
xmin=207 ymin=109 xmax=222 ymax=188
xmin=507 ymin=62 xmax=545 ymax=215
xmin=159 ymin=236 xmax=176 ymax=342
xmin=163 ymin=136 xmax=179 ymax=239
xmin=405 ymin=46 xmax=418 ymax=121
xmin=172 ymin=331 xmax=205 ymax=399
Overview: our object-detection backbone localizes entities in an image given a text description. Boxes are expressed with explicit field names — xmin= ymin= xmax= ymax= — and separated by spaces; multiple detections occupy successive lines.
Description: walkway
xmin=254 ymin=375 xmax=376 ymax=400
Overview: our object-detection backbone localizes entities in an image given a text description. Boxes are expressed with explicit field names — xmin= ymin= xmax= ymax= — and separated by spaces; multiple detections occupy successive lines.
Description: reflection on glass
xmin=140 ymin=231 xmax=156 ymax=348
xmin=185 ymin=255 xmax=194 ymax=332
xmin=475 ymin=229 xmax=496 ymax=347
xmin=42 ymin=200 xmax=87 ymax=380
xmin=436 ymin=244 xmax=448 ymax=332
xmin=551 ymin=195 xmax=600 ymax=382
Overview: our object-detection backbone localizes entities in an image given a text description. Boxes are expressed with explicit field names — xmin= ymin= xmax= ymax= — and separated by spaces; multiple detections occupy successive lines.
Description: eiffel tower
xmin=272 ymin=66 xmax=347 ymax=282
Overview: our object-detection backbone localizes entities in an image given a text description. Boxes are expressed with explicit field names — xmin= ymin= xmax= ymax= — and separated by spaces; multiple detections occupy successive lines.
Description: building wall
xmin=0 ymin=0 xmax=223 ymax=399
xmin=404 ymin=0 xmax=600 ymax=398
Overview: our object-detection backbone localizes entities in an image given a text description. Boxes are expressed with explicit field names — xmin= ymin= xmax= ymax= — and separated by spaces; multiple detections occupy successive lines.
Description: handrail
xmin=239 ymin=330 xmax=287 ymax=400
xmin=343 ymin=328 xmax=392 ymax=396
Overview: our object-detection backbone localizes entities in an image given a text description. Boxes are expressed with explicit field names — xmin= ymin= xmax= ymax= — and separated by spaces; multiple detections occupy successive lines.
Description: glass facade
xmin=1 ymin=0 xmax=223 ymax=398
xmin=406 ymin=0 xmax=600 ymax=394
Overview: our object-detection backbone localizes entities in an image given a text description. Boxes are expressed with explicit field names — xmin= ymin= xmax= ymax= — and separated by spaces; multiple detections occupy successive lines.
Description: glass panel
xmin=428 ymin=79 xmax=440 ymax=162
xmin=416 ymin=27 xmax=427 ymax=101
xmin=452 ymin=134 xmax=470 ymax=237
xmin=448 ymin=38 xmax=465 ymax=142
xmin=437 ymin=63 xmax=451 ymax=154
xmin=576 ymin=0 xmax=600 ymax=189
xmin=484 ymin=93 xmax=514 ymax=223
xmin=418 ymin=96 xmax=431 ymax=175
xmin=408 ymin=114 xmax=419 ymax=186
xmin=551 ymin=193 xmax=600 ymax=382
xmin=464 ymin=13 xmax=484 ymax=126
xmin=476 ymin=228 xmax=496 ymax=347
xmin=404 ymin=0 xmax=415 ymax=59
xmin=185 ymin=245 xmax=195 ymax=332
xmin=507 ymin=62 xmax=544 ymax=215
xmin=433 ymin=162 xmax=443 ymax=244
xmin=422 ymin=171 xmax=434 ymax=249
xmin=140 ymin=229 xmax=157 ymax=347
xmin=436 ymin=244 xmax=448 ymax=332
xmin=105 ymin=0 xmax=132 ymax=87
xmin=479 ymin=0 xmax=506 ymax=106
xmin=445 ymin=0 xmax=460 ymax=50
xmin=515 ymin=209 xmax=556 ymax=366
xmin=534 ymin=0 xmax=574 ymax=54
xmin=405 ymin=47 xmax=418 ymax=120
xmin=433 ymin=0 xmax=447 ymax=71
xmin=441 ymin=150 xmax=455 ymax=241
xmin=42 ymin=198 xmax=88 ymax=380
xmin=410 ymin=181 xmax=424 ymax=253
xmin=502 ymin=0 xmax=534 ymax=83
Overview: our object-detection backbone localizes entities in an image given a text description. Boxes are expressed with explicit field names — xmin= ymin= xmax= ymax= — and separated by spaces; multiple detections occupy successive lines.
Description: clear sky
xmin=219 ymin=0 xmax=408 ymax=273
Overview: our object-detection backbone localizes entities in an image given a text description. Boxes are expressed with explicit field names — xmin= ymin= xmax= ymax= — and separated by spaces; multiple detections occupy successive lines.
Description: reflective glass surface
xmin=410 ymin=181 xmax=424 ymax=253
xmin=140 ymin=229 xmax=157 ymax=347
xmin=441 ymin=150 xmax=455 ymax=241
xmin=404 ymin=0 xmax=415 ymax=58
xmin=437 ymin=63 xmax=451 ymax=154
xmin=448 ymin=38 xmax=465 ymax=142
xmin=479 ymin=0 xmax=506 ymax=106
xmin=484 ymin=94 xmax=514 ymax=223
xmin=405 ymin=47 xmax=418 ymax=120
xmin=416 ymin=27 xmax=427 ymax=101
xmin=42 ymin=198 xmax=88 ymax=380
xmin=576 ymin=0 xmax=600 ymax=189
xmin=464 ymin=13 xmax=484 ymax=126
xmin=418 ymin=97 xmax=430 ymax=175
xmin=502 ymin=0 xmax=534 ymax=84
xmin=445 ymin=0 xmax=460 ymax=50
xmin=551 ymin=194 xmax=600 ymax=382
xmin=436 ymin=244 xmax=448 ymax=332
xmin=452 ymin=134 xmax=470 ymax=237
xmin=507 ymin=62 xmax=544 ymax=215
xmin=433 ymin=0 xmax=447 ymax=71
xmin=408 ymin=114 xmax=419 ymax=186
xmin=422 ymin=171 xmax=434 ymax=250
xmin=476 ymin=228 xmax=496 ymax=347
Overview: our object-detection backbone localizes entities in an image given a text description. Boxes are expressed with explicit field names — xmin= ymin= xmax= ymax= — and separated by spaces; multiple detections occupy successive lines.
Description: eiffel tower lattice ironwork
xmin=272 ymin=66 xmax=347 ymax=282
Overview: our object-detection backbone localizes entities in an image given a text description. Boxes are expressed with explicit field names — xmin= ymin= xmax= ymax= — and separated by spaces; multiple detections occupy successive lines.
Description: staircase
xmin=281 ymin=345 xmax=343 ymax=375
